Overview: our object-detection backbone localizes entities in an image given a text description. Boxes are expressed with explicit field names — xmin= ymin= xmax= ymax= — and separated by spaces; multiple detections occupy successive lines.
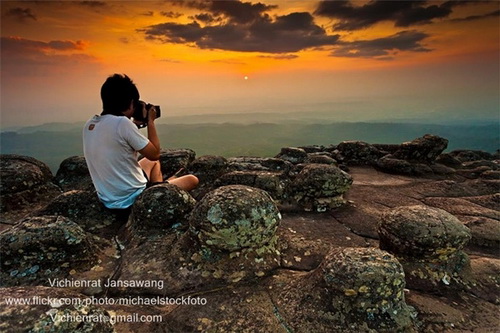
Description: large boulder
xmin=189 ymin=155 xmax=229 ymax=199
xmin=393 ymin=134 xmax=448 ymax=163
xmin=37 ymin=190 xmax=120 ymax=234
xmin=275 ymin=147 xmax=308 ymax=164
xmin=290 ymin=164 xmax=353 ymax=212
xmin=0 ymin=215 xmax=99 ymax=286
xmin=158 ymin=148 xmax=196 ymax=178
xmin=227 ymin=156 xmax=292 ymax=173
xmin=378 ymin=205 xmax=472 ymax=291
xmin=129 ymin=183 xmax=196 ymax=238
xmin=376 ymin=155 xmax=433 ymax=176
xmin=189 ymin=185 xmax=281 ymax=252
xmin=215 ymin=170 xmax=289 ymax=203
xmin=449 ymin=150 xmax=495 ymax=162
xmin=276 ymin=247 xmax=416 ymax=332
xmin=336 ymin=141 xmax=385 ymax=165
xmin=114 ymin=185 xmax=281 ymax=296
xmin=0 ymin=154 xmax=61 ymax=212
xmin=55 ymin=155 xmax=93 ymax=191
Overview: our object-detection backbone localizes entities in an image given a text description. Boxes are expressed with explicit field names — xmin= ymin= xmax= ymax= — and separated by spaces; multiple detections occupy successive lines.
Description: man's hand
xmin=147 ymin=106 xmax=157 ymax=125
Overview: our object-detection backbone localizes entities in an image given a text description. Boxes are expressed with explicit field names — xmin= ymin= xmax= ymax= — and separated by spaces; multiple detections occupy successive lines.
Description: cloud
xmin=258 ymin=54 xmax=299 ymax=60
xmin=4 ymin=7 xmax=37 ymax=22
xmin=332 ymin=30 xmax=431 ymax=60
xmin=1 ymin=36 xmax=98 ymax=77
xmin=181 ymin=0 xmax=277 ymax=24
xmin=314 ymin=0 xmax=479 ymax=30
xmin=451 ymin=9 xmax=500 ymax=22
xmin=140 ymin=10 xmax=340 ymax=53
xmin=161 ymin=11 xmax=183 ymax=19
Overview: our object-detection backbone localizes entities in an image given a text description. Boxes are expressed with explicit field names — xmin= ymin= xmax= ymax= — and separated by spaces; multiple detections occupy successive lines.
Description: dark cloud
xmin=141 ymin=11 xmax=154 ymax=17
xmin=182 ymin=0 xmax=277 ymax=24
xmin=314 ymin=0 xmax=480 ymax=30
xmin=140 ymin=11 xmax=340 ymax=53
xmin=451 ymin=9 xmax=500 ymax=22
xmin=332 ymin=30 xmax=431 ymax=60
xmin=190 ymin=13 xmax=219 ymax=24
xmin=1 ymin=36 xmax=98 ymax=77
xmin=161 ymin=11 xmax=183 ymax=19
xmin=2 ymin=37 xmax=88 ymax=53
xmin=4 ymin=7 xmax=37 ymax=22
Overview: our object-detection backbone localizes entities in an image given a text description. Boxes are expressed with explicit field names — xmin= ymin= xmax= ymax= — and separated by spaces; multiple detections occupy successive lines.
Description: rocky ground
xmin=0 ymin=135 xmax=499 ymax=332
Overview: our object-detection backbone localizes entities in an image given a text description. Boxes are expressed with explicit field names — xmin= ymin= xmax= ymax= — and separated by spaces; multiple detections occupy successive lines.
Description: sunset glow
xmin=1 ymin=0 xmax=499 ymax=128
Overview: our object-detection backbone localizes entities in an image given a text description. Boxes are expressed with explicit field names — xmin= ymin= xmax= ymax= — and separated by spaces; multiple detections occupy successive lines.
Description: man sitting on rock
xmin=83 ymin=74 xmax=198 ymax=220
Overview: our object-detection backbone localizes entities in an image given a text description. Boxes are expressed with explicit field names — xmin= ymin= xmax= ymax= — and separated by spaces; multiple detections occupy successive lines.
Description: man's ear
xmin=121 ymin=100 xmax=134 ymax=117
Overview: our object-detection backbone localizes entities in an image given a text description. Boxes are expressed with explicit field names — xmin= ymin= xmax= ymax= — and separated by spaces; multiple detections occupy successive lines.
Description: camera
xmin=133 ymin=100 xmax=161 ymax=128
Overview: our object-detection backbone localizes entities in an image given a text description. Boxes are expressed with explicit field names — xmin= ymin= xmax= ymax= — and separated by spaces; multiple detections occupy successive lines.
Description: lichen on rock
xmin=276 ymin=247 xmax=416 ymax=332
xmin=378 ymin=205 xmax=472 ymax=291
xmin=0 ymin=154 xmax=61 ymax=212
xmin=129 ymin=183 xmax=196 ymax=237
xmin=0 ymin=216 xmax=99 ymax=286
xmin=290 ymin=163 xmax=353 ymax=212
xmin=190 ymin=185 xmax=281 ymax=252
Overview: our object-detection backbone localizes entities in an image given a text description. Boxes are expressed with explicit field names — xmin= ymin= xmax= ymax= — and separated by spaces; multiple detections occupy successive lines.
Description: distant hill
xmin=1 ymin=121 xmax=498 ymax=174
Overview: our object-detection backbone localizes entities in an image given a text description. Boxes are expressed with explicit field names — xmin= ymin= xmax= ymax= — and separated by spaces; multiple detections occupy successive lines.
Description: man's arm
xmin=139 ymin=107 xmax=160 ymax=160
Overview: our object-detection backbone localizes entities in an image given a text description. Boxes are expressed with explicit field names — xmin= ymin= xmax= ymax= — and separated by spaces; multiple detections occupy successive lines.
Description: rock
xmin=188 ymin=155 xmax=229 ymax=200
xmin=336 ymin=141 xmax=385 ymax=165
xmin=0 ymin=216 xmax=99 ymax=286
xmin=129 ymin=183 xmax=196 ymax=238
xmin=0 ymin=154 xmax=61 ymax=212
xmin=376 ymin=155 xmax=433 ymax=176
xmin=463 ymin=217 xmax=500 ymax=249
xmin=298 ymin=145 xmax=326 ymax=153
xmin=159 ymin=148 xmax=196 ymax=178
xmin=276 ymin=247 xmax=416 ymax=332
xmin=55 ymin=155 xmax=93 ymax=191
xmin=435 ymin=153 xmax=463 ymax=168
xmin=215 ymin=170 xmax=289 ymax=203
xmin=115 ymin=185 xmax=281 ymax=296
xmin=189 ymin=155 xmax=229 ymax=183
xmin=449 ymin=150 xmax=494 ymax=162
xmin=393 ymin=134 xmax=448 ymax=163
xmin=37 ymin=190 xmax=119 ymax=234
xmin=275 ymin=147 xmax=308 ymax=164
xmin=227 ymin=156 xmax=292 ymax=173
xmin=463 ymin=160 xmax=499 ymax=170
xmin=31 ymin=305 xmax=114 ymax=333
xmin=0 ymin=287 xmax=115 ymax=333
xmin=378 ymin=205 xmax=472 ymax=291
xmin=429 ymin=163 xmax=455 ymax=175
xmin=291 ymin=164 xmax=352 ymax=212
xmin=456 ymin=166 xmax=492 ymax=179
xmin=305 ymin=153 xmax=337 ymax=165
xmin=372 ymin=144 xmax=401 ymax=155
xmin=480 ymin=170 xmax=500 ymax=180
xmin=189 ymin=185 xmax=280 ymax=251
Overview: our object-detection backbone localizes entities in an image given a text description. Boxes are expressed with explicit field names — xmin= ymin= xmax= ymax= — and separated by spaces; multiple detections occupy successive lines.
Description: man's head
xmin=100 ymin=74 xmax=139 ymax=116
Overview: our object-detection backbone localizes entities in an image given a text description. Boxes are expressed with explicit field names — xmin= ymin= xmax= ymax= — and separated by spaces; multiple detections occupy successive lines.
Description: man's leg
xmin=168 ymin=175 xmax=199 ymax=191
xmin=139 ymin=158 xmax=163 ymax=183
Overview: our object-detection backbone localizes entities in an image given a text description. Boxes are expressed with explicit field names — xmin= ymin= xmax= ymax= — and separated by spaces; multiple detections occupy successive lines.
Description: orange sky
xmin=1 ymin=0 xmax=499 ymax=127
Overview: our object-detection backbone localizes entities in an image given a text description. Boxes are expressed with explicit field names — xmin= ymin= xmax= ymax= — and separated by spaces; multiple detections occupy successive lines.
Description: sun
xmin=244 ymin=76 xmax=249 ymax=80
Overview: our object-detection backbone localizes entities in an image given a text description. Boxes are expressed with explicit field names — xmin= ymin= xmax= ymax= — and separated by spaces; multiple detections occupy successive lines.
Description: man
xmin=83 ymin=74 xmax=198 ymax=219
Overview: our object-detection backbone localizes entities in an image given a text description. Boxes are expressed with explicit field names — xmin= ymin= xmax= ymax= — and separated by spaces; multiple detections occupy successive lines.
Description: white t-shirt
xmin=83 ymin=114 xmax=150 ymax=209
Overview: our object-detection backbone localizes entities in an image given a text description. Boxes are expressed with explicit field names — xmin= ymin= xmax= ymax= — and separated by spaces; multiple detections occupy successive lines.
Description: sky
xmin=1 ymin=0 xmax=499 ymax=128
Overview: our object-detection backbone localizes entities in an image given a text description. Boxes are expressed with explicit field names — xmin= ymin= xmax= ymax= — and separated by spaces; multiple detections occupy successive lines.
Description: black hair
xmin=100 ymin=74 xmax=140 ymax=116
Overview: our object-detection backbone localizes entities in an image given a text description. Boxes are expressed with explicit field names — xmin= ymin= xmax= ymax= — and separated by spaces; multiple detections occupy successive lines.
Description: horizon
xmin=1 ymin=0 xmax=499 ymax=128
